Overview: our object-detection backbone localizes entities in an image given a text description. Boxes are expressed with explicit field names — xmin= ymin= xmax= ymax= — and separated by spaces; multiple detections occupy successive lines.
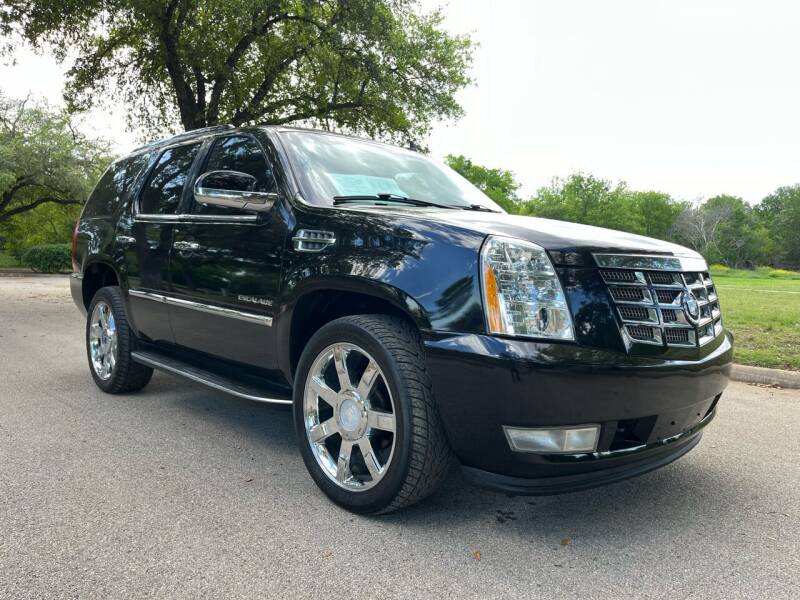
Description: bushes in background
xmin=22 ymin=244 xmax=71 ymax=273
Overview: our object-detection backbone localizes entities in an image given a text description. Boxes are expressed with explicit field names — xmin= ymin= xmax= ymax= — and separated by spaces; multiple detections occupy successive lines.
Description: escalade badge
xmin=682 ymin=291 xmax=700 ymax=324
xmin=238 ymin=295 xmax=273 ymax=307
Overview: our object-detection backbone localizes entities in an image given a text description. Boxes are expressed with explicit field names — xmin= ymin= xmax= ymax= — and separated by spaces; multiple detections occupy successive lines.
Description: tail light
xmin=71 ymin=220 xmax=80 ymax=273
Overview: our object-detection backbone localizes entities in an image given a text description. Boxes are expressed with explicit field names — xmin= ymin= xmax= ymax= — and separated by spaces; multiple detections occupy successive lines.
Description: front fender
xmin=280 ymin=206 xmax=489 ymax=334
xmin=274 ymin=206 xmax=490 ymax=382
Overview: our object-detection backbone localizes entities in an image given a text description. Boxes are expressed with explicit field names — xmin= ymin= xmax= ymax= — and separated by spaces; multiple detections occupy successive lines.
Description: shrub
xmin=22 ymin=244 xmax=72 ymax=273
xmin=766 ymin=268 xmax=800 ymax=279
xmin=709 ymin=263 xmax=731 ymax=275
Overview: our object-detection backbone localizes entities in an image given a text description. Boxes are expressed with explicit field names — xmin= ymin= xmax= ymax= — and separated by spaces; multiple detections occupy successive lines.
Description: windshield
xmin=279 ymin=131 xmax=504 ymax=211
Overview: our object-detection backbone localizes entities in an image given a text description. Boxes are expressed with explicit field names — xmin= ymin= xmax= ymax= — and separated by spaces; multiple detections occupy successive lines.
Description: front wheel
xmin=86 ymin=286 xmax=153 ymax=394
xmin=293 ymin=315 xmax=452 ymax=514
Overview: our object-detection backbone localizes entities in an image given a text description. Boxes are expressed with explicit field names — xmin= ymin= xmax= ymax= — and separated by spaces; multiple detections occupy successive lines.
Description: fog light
xmin=503 ymin=425 xmax=600 ymax=454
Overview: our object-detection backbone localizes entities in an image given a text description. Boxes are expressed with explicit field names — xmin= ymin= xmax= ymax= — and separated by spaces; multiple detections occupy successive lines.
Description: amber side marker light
xmin=484 ymin=262 xmax=504 ymax=332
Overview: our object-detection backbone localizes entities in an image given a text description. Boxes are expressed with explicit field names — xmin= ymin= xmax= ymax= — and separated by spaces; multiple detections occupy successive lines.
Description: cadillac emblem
xmin=683 ymin=291 xmax=700 ymax=324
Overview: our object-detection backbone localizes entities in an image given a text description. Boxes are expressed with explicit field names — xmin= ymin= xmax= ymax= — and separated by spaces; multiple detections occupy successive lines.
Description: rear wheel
xmin=293 ymin=315 xmax=451 ymax=514
xmin=86 ymin=286 xmax=153 ymax=394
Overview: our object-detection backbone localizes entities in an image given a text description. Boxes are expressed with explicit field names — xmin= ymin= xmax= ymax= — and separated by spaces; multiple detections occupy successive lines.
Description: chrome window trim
xmin=133 ymin=213 xmax=259 ymax=223
xmin=594 ymin=253 xmax=708 ymax=273
xmin=128 ymin=289 xmax=272 ymax=326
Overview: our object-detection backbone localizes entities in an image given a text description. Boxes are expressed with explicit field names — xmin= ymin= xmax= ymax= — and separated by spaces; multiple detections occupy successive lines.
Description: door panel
xmin=168 ymin=135 xmax=286 ymax=369
xmin=122 ymin=142 xmax=202 ymax=344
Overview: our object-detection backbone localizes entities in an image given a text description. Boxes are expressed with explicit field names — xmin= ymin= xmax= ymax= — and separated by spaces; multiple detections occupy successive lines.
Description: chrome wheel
xmin=88 ymin=301 xmax=117 ymax=381
xmin=303 ymin=343 xmax=397 ymax=491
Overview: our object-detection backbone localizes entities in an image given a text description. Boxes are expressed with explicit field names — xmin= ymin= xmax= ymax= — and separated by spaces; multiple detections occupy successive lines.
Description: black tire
xmin=86 ymin=286 xmax=153 ymax=394
xmin=293 ymin=315 xmax=452 ymax=514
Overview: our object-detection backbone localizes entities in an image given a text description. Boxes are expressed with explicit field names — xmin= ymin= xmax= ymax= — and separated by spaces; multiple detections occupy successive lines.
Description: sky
xmin=2 ymin=0 xmax=799 ymax=203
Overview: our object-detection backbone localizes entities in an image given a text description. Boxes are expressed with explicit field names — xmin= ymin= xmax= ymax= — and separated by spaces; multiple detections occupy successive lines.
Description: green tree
xmin=0 ymin=94 xmax=111 ymax=254
xmin=757 ymin=185 xmax=800 ymax=267
xmin=629 ymin=191 xmax=685 ymax=240
xmin=673 ymin=195 xmax=770 ymax=267
xmin=523 ymin=173 xmax=647 ymax=234
xmin=2 ymin=1 xmax=473 ymax=140
xmin=444 ymin=154 xmax=521 ymax=212
xmin=706 ymin=195 xmax=769 ymax=267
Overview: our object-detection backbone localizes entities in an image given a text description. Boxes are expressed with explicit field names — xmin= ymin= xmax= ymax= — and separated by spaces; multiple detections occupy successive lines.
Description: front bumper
xmin=424 ymin=330 xmax=733 ymax=494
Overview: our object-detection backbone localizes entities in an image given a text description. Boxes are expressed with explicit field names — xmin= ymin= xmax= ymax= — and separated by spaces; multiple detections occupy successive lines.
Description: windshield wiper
xmin=461 ymin=204 xmax=501 ymax=213
xmin=332 ymin=194 xmax=456 ymax=210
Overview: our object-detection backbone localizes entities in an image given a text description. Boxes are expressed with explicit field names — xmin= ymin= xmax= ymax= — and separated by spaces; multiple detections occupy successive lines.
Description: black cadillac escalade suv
xmin=71 ymin=125 xmax=733 ymax=514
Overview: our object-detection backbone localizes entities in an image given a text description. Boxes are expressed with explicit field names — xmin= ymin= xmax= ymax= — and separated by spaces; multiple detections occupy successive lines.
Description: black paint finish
xmin=70 ymin=125 xmax=733 ymax=495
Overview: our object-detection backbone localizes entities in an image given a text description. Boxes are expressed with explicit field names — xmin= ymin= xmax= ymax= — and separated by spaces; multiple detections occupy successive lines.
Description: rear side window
xmin=139 ymin=143 xmax=201 ymax=214
xmin=82 ymin=153 xmax=151 ymax=218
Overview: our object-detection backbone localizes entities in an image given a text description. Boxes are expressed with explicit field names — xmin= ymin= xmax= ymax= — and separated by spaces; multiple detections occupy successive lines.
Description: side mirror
xmin=193 ymin=170 xmax=279 ymax=213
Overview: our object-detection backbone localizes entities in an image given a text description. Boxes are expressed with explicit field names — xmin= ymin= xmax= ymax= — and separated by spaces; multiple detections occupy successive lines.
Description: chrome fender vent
xmin=293 ymin=229 xmax=336 ymax=252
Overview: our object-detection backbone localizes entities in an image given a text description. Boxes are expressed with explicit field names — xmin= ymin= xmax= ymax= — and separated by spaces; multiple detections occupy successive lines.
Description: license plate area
xmin=605 ymin=395 xmax=719 ymax=451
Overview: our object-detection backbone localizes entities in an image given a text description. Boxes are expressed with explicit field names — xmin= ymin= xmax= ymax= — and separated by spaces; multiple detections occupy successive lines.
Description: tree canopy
xmin=757 ymin=185 xmax=800 ymax=267
xmin=445 ymin=154 xmax=520 ymax=212
xmin=672 ymin=195 xmax=771 ymax=268
xmin=0 ymin=94 xmax=111 ymax=227
xmin=451 ymin=160 xmax=798 ymax=269
xmin=522 ymin=174 xmax=645 ymax=234
xmin=1 ymin=0 xmax=473 ymax=140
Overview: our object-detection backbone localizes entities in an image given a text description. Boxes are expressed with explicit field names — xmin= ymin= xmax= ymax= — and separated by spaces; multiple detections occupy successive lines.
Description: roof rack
xmin=132 ymin=124 xmax=235 ymax=152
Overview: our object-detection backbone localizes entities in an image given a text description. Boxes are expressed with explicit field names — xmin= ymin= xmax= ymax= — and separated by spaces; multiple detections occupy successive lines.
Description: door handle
xmin=173 ymin=241 xmax=201 ymax=251
xmin=116 ymin=235 xmax=136 ymax=245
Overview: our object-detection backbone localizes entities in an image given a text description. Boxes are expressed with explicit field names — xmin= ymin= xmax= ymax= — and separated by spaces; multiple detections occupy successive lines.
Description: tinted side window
xmin=83 ymin=153 xmax=150 ymax=218
xmin=194 ymin=136 xmax=275 ymax=215
xmin=139 ymin=143 xmax=201 ymax=214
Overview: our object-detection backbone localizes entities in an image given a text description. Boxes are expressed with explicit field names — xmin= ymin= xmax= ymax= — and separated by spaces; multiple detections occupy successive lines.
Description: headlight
xmin=480 ymin=235 xmax=574 ymax=341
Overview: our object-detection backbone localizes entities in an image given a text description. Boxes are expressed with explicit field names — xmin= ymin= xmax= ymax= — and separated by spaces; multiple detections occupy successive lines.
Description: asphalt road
xmin=1 ymin=276 xmax=798 ymax=599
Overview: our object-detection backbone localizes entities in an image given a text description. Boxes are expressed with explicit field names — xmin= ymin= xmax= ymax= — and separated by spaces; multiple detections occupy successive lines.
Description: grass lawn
xmin=710 ymin=266 xmax=800 ymax=371
xmin=0 ymin=252 xmax=22 ymax=269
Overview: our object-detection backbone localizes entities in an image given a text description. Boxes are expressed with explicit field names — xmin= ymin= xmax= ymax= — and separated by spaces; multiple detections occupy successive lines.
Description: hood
xmin=350 ymin=206 xmax=705 ymax=268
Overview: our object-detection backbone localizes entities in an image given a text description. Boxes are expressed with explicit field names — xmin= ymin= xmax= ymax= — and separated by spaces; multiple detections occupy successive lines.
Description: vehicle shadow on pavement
xmin=132 ymin=375 xmax=750 ymax=545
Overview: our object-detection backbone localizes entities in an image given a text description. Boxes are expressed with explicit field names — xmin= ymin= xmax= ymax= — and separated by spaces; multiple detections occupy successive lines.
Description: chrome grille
xmin=617 ymin=305 xmax=653 ymax=322
xmin=664 ymin=328 xmax=691 ymax=345
xmin=599 ymin=263 xmax=724 ymax=349
xmin=609 ymin=287 xmax=650 ymax=303
xmin=648 ymin=271 xmax=680 ymax=285
xmin=627 ymin=324 xmax=659 ymax=342
xmin=655 ymin=288 xmax=681 ymax=304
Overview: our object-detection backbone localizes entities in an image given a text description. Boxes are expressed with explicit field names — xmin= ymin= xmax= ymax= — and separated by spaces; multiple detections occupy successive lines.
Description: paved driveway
xmin=1 ymin=276 xmax=798 ymax=599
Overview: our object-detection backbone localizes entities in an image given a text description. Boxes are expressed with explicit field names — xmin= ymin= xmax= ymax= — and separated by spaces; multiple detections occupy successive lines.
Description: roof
xmin=130 ymin=124 xmax=236 ymax=153
xmin=129 ymin=123 xmax=412 ymax=156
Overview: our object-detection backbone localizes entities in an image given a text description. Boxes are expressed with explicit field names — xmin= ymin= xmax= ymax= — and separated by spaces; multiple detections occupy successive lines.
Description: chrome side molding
xmin=128 ymin=289 xmax=272 ymax=326
xmin=133 ymin=213 xmax=259 ymax=224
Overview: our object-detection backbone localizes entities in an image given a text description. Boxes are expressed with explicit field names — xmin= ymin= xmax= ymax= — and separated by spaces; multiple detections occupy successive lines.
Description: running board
xmin=131 ymin=350 xmax=292 ymax=405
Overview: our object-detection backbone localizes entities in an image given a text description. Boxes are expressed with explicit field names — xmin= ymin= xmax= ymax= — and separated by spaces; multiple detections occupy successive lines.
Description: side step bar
xmin=131 ymin=350 xmax=292 ymax=405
